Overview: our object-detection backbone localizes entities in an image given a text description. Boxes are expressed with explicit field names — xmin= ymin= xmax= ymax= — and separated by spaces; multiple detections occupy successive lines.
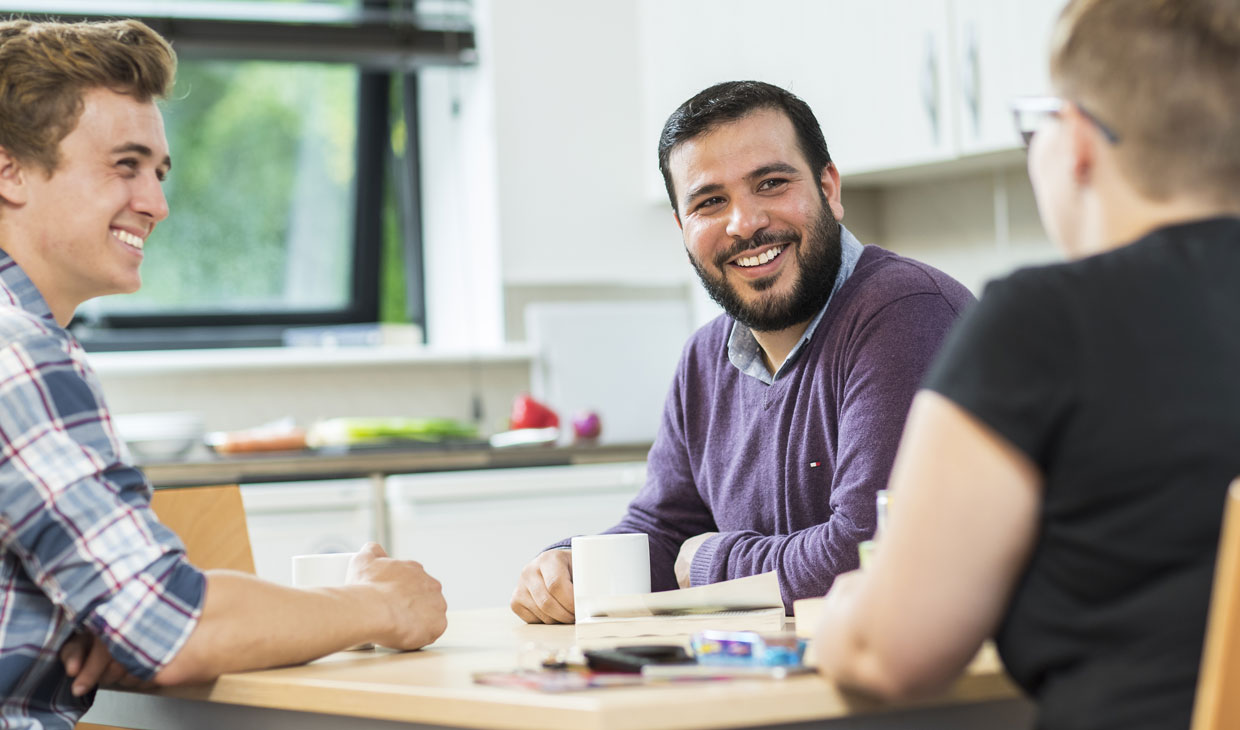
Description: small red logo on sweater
xmin=809 ymin=461 xmax=821 ymax=468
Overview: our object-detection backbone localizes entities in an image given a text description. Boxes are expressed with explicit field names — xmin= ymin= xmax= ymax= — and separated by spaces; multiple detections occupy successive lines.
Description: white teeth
xmin=112 ymin=229 xmax=144 ymax=250
xmin=735 ymin=245 xmax=784 ymax=268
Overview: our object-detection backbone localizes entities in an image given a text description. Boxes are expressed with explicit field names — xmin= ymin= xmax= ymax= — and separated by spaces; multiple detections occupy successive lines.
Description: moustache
xmin=714 ymin=229 xmax=800 ymax=268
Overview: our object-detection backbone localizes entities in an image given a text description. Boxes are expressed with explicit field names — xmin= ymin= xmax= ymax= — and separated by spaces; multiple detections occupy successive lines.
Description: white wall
xmin=418 ymin=60 xmax=505 ymax=349
xmin=876 ymin=166 xmax=1056 ymax=294
xmin=419 ymin=0 xmax=690 ymax=349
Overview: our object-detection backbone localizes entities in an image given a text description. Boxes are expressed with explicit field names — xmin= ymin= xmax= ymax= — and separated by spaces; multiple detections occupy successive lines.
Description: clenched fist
xmin=349 ymin=542 xmax=448 ymax=649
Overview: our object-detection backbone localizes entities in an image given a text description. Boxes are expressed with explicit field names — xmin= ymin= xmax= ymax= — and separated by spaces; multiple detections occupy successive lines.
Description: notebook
xmin=575 ymin=572 xmax=787 ymax=641
xmin=575 ymin=606 xmax=787 ymax=641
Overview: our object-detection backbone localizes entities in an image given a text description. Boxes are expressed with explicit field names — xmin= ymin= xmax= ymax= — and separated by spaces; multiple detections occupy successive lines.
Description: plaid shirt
xmin=0 ymin=252 xmax=204 ymax=729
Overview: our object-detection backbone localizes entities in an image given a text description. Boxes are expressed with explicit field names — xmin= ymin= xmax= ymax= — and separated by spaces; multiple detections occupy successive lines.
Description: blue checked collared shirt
xmin=0 ymin=252 xmax=205 ymax=730
xmin=726 ymin=225 xmax=865 ymax=384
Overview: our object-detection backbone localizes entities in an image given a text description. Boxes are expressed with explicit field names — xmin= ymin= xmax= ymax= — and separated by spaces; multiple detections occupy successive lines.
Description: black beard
xmin=688 ymin=197 xmax=843 ymax=333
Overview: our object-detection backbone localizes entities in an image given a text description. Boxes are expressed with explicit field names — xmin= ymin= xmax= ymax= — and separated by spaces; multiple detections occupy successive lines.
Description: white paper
xmin=580 ymin=571 xmax=782 ymax=620
xmin=574 ymin=607 xmax=787 ymax=641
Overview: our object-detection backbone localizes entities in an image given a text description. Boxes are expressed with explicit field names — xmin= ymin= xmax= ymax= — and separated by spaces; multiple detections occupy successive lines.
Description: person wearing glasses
xmin=814 ymin=1 xmax=1240 ymax=729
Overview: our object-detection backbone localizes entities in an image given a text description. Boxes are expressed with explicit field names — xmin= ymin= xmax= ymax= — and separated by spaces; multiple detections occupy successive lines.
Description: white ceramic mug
xmin=291 ymin=551 xmax=357 ymax=588
xmin=571 ymin=533 xmax=650 ymax=620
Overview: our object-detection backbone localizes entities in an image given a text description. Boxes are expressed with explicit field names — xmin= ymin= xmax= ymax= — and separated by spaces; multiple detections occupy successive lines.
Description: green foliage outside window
xmin=91 ymin=61 xmax=360 ymax=316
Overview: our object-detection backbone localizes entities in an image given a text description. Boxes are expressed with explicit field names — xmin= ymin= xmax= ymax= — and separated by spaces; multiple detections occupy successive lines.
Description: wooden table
xmin=81 ymin=608 xmax=1034 ymax=730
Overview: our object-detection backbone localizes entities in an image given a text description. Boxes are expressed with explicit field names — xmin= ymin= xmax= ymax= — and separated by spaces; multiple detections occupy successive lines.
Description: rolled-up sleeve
xmin=0 ymin=335 xmax=204 ymax=680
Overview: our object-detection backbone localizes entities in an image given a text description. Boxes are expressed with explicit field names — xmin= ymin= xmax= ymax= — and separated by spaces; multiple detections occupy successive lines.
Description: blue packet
xmin=690 ymin=630 xmax=808 ymax=667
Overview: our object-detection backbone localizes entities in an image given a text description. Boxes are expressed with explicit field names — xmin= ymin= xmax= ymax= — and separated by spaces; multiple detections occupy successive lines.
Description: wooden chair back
xmin=149 ymin=483 xmax=255 ymax=573
xmin=78 ymin=484 xmax=254 ymax=729
xmin=1192 ymin=477 xmax=1240 ymax=730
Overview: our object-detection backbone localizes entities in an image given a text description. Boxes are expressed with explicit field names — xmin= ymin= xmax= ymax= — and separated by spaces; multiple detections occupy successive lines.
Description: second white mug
xmin=571 ymin=533 xmax=651 ymax=620
xmin=291 ymin=551 xmax=357 ymax=588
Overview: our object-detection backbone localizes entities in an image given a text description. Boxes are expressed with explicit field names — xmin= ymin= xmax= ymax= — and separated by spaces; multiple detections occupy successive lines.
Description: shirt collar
xmin=0 ymin=250 xmax=58 ymax=325
xmin=726 ymin=225 xmax=865 ymax=385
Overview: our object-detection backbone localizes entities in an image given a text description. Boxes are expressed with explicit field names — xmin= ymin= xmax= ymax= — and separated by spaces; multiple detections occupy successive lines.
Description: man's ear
xmin=0 ymin=147 xmax=29 ymax=206
xmin=1064 ymin=104 xmax=1096 ymax=187
xmin=819 ymin=162 xmax=845 ymax=222
xmin=672 ymin=210 xmax=682 ymax=230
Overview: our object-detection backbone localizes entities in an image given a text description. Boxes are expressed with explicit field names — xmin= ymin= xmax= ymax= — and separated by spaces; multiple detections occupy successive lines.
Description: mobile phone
xmin=583 ymin=645 xmax=694 ymax=674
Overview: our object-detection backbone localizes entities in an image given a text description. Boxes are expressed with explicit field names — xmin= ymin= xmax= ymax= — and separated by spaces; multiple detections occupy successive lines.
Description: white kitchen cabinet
xmin=952 ymin=0 xmax=1065 ymax=155
xmin=638 ymin=0 xmax=955 ymax=185
xmin=637 ymin=0 xmax=1065 ymax=181
xmin=386 ymin=463 xmax=646 ymax=610
xmin=805 ymin=0 xmax=959 ymax=175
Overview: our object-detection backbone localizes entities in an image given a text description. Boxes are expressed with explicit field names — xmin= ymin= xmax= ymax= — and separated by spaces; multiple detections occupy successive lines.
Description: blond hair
xmin=1050 ymin=0 xmax=1240 ymax=205
xmin=0 ymin=18 xmax=176 ymax=174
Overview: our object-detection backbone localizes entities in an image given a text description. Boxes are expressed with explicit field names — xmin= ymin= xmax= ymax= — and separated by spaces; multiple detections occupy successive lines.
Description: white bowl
xmin=112 ymin=411 xmax=205 ymax=461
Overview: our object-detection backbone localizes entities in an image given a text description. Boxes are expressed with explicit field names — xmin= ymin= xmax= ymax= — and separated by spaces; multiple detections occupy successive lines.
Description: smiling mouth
xmin=732 ymin=244 xmax=786 ymax=268
xmin=111 ymin=228 xmax=145 ymax=251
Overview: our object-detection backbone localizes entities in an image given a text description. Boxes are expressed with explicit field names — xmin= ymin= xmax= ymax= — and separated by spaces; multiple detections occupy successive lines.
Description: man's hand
xmin=510 ymin=549 xmax=574 ymax=624
xmin=60 ymin=632 xmax=154 ymax=697
xmin=348 ymin=542 xmax=447 ymax=650
xmin=674 ymin=532 xmax=719 ymax=588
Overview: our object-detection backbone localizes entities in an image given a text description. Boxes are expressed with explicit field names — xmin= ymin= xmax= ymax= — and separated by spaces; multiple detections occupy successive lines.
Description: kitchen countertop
xmin=142 ymin=441 xmax=653 ymax=489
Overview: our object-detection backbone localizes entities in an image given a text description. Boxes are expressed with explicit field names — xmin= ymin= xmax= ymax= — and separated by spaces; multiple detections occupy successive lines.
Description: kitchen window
xmin=0 ymin=0 xmax=476 ymax=350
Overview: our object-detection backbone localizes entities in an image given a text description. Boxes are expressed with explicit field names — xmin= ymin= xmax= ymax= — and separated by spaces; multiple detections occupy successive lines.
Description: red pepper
xmin=509 ymin=393 xmax=560 ymax=430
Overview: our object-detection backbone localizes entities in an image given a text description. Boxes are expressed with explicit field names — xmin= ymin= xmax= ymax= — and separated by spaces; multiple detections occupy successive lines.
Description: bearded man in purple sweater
xmin=511 ymin=81 xmax=974 ymax=622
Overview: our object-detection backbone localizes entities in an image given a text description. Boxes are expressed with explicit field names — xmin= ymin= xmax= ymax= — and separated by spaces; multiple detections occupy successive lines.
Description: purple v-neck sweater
xmin=557 ymin=245 xmax=974 ymax=609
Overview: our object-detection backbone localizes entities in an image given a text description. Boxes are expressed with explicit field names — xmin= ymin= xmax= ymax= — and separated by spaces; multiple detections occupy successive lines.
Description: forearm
xmin=815 ymin=577 xmax=932 ymax=700
xmin=816 ymin=394 xmax=1042 ymax=699
xmin=692 ymin=518 xmax=869 ymax=608
xmin=814 ymin=553 xmax=981 ymax=701
xmin=155 ymin=570 xmax=388 ymax=685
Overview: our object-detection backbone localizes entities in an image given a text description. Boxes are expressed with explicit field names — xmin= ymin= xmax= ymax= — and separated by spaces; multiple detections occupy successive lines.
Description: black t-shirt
xmin=924 ymin=217 xmax=1240 ymax=730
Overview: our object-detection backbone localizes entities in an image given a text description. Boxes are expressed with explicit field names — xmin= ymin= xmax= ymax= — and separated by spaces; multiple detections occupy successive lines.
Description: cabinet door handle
xmin=920 ymin=33 xmax=941 ymax=145
xmin=962 ymin=22 xmax=981 ymax=137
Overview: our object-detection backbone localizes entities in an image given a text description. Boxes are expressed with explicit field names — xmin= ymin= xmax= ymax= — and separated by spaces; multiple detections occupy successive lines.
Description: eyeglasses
xmin=1010 ymin=96 xmax=1121 ymax=149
